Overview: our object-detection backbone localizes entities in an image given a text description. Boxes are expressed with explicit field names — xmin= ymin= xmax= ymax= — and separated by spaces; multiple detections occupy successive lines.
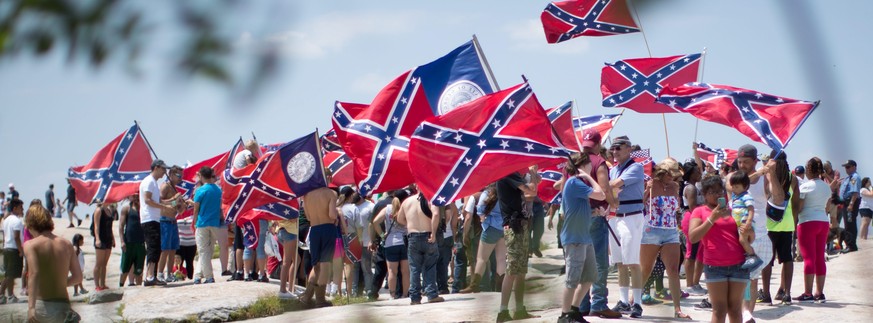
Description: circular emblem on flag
xmin=438 ymin=81 xmax=486 ymax=115
xmin=286 ymin=152 xmax=317 ymax=184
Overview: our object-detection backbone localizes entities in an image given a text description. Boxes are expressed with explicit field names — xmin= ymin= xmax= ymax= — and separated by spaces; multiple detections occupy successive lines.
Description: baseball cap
xmin=737 ymin=144 xmax=758 ymax=159
xmin=794 ymin=165 xmax=805 ymax=174
xmin=150 ymin=159 xmax=168 ymax=170
xmin=581 ymin=130 xmax=602 ymax=148
xmin=7 ymin=183 xmax=13 ymax=188
xmin=842 ymin=160 xmax=857 ymax=168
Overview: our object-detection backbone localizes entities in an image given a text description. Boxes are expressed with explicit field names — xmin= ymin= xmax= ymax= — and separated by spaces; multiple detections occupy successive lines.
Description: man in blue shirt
xmin=840 ymin=160 xmax=861 ymax=252
xmin=192 ymin=166 xmax=223 ymax=283
xmin=607 ymin=136 xmax=646 ymax=318
xmin=559 ymin=153 xmax=607 ymax=323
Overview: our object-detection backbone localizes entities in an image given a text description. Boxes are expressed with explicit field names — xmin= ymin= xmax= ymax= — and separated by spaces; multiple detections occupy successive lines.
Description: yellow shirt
xmin=276 ymin=219 xmax=298 ymax=236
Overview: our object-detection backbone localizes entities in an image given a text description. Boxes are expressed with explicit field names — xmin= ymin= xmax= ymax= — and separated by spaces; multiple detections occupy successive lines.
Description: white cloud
xmin=350 ymin=72 xmax=393 ymax=96
xmin=266 ymin=11 xmax=424 ymax=59
xmin=505 ymin=19 xmax=590 ymax=54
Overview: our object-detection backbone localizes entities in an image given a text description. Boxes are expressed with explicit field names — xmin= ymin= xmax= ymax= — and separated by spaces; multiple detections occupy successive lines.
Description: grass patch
xmin=213 ymin=244 xmax=221 ymax=259
xmin=331 ymin=295 xmax=371 ymax=306
xmin=228 ymin=295 xmax=304 ymax=321
xmin=116 ymin=303 xmax=125 ymax=317
xmin=539 ymin=241 xmax=549 ymax=251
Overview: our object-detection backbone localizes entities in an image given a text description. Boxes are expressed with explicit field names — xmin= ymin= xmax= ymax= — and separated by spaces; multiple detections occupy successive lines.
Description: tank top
xmin=124 ymin=206 xmax=146 ymax=244
xmin=747 ymin=175 xmax=768 ymax=233
xmin=383 ymin=205 xmax=407 ymax=248
xmin=587 ymin=153 xmax=609 ymax=209
xmin=646 ymin=196 xmax=680 ymax=228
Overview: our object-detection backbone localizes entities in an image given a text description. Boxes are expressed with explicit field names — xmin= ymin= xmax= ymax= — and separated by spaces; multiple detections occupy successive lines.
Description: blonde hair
xmin=25 ymin=204 xmax=54 ymax=233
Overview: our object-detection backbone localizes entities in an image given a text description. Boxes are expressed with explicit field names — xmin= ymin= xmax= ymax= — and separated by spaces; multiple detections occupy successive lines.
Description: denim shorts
xmin=385 ymin=244 xmax=408 ymax=262
xmin=277 ymin=228 xmax=297 ymax=244
xmin=480 ymin=226 xmax=504 ymax=244
xmin=704 ymin=263 xmax=750 ymax=284
xmin=160 ymin=218 xmax=180 ymax=251
xmin=641 ymin=226 xmax=680 ymax=245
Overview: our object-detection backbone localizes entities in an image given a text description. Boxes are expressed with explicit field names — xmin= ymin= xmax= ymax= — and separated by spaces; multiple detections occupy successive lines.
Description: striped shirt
xmin=178 ymin=218 xmax=196 ymax=246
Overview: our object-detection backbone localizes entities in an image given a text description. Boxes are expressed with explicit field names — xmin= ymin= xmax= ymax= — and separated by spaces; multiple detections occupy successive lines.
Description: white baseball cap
xmin=7 ymin=183 xmax=13 ymax=188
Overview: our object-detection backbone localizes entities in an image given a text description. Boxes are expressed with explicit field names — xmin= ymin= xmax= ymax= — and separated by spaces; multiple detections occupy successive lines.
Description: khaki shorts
xmin=505 ymin=220 xmax=531 ymax=275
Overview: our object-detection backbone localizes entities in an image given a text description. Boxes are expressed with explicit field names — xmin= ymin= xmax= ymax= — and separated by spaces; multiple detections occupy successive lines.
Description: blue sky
xmin=2 ymin=0 xmax=870 ymax=213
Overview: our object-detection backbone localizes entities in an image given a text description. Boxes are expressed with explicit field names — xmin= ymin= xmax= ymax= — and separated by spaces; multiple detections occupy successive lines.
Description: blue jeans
xmin=452 ymin=242 xmax=467 ymax=293
xmin=407 ymin=232 xmax=439 ymax=302
xmin=437 ymin=235 xmax=453 ymax=293
xmin=580 ymin=216 xmax=610 ymax=312
xmin=243 ymin=220 xmax=268 ymax=260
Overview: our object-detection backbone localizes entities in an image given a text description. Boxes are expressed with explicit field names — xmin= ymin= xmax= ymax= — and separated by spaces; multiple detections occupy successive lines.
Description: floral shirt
xmin=645 ymin=195 xmax=679 ymax=228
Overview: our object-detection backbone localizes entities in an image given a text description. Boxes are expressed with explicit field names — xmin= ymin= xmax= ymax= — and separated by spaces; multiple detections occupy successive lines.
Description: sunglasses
xmin=609 ymin=146 xmax=624 ymax=151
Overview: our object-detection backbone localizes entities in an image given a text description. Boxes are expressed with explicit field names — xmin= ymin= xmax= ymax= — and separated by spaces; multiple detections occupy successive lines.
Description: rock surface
xmin=120 ymin=281 xmax=278 ymax=323
xmin=88 ymin=289 xmax=124 ymax=304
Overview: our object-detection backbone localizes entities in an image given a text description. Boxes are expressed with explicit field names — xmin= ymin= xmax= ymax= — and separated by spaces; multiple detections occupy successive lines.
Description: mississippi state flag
xmin=657 ymin=83 xmax=819 ymax=152
xmin=546 ymin=102 xmax=581 ymax=152
xmin=602 ymin=53 xmax=702 ymax=113
xmin=538 ymin=162 xmax=566 ymax=205
xmin=323 ymin=151 xmax=354 ymax=187
xmin=697 ymin=142 xmax=737 ymax=169
xmin=68 ymin=123 xmax=155 ymax=204
xmin=221 ymin=132 xmax=327 ymax=224
xmin=541 ymin=0 xmax=640 ymax=44
xmin=573 ymin=114 xmax=621 ymax=144
xmin=409 ymin=83 xmax=570 ymax=205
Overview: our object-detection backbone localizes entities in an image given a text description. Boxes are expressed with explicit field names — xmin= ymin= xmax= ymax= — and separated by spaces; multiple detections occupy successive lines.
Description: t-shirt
xmin=2 ymin=214 xmax=23 ymax=249
xmin=356 ymin=200 xmax=375 ymax=245
xmin=476 ymin=189 xmax=504 ymax=231
xmin=67 ymin=185 xmax=76 ymax=204
xmin=798 ymin=179 xmax=831 ymax=224
xmin=193 ymin=183 xmax=222 ymax=228
xmin=560 ymin=176 xmax=594 ymax=245
xmin=232 ymin=150 xmax=253 ymax=170
xmin=609 ymin=159 xmax=645 ymax=213
xmin=139 ymin=175 xmax=162 ymax=223
xmin=497 ymin=172 xmax=526 ymax=223
xmin=861 ymin=188 xmax=873 ymax=210
xmin=730 ymin=191 xmax=755 ymax=226
xmin=341 ymin=204 xmax=358 ymax=235
xmin=45 ymin=190 xmax=55 ymax=209
xmin=690 ymin=205 xmax=745 ymax=267
xmin=383 ymin=205 xmax=407 ymax=248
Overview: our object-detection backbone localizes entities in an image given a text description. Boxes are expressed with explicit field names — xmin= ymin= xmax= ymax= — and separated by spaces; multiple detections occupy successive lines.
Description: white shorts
xmin=749 ymin=234 xmax=773 ymax=279
xmin=608 ymin=213 xmax=645 ymax=265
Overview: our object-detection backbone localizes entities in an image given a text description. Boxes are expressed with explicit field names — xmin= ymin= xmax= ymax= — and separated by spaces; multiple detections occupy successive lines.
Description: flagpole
xmin=134 ymin=120 xmax=160 ymax=160
xmin=629 ymin=0 xmax=654 ymax=58
xmin=694 ymin=47 xmax=707 ymax=142
xmin=571 ymin=100 xmax=584 ymax=151
xmin=662 ymin=114 xmax=671 ymax=157
xmin=472 ymin=34 xmax=501 ymax=91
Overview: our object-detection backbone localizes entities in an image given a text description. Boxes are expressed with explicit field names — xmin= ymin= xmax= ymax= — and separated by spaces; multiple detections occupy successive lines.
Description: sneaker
xmin=589 ymin=308 xmax=622 ymax=319
xmin=205 ymin=278 xmax=215 ymax=284
xmin=814 ymin=293 xmax=826 ymax=303
xmin=80 ymin=289 xmax=89 ymax=294
xmin=793 ymin=293 xmax=815 ymax=302
xmin=661 ymin=290 xmax=689 ymax=301
xmin=693 ymin=298 xmax=712 ymax=311
xmin=77 ymin=219 xmax=83 ymax=227
xmin=693 ymin=284 xmax=708 ymax=295
xmin=774 ymin=288 xmax=785 ymax=301
xmin=144 ymin=279 xmax=158 ymax=287
xmin=630 ymin=303 xmax=643 ymax=318
xmin=67 ymin=224 xmax=75 ymax=228
xmin=194 ymin=278 xmax=202 ymax=284
xmin=741 ymin=255 xmax=763 ymax=270
xmin=0 ymin=296 xmax=7 ymax=304
xmin=8 ymin=296 xmax=19 ymax=304
xmin=641 ymin=294 xmax=662 ymax=305
xmin=558 ymin=312 xmax=589 ymax=323
xmin=166 ymin=275 xmax=176 ymax=283
xmin=156 ymin=279 xmax=167 ymax=286
xmin=757 ymin=291 xmax=772 ymax=305
xmin=612 ymin=301 xmax=632 ymax=314
xmin=278 ymin=291 xmax=297 ymax=300
xmin=495 ymin=310 xmax=513 ymax=323
xmin=410 ymin=300 xmax=422 ymax=305
xmin=258 ymin=275 xmax=270 ymax=283
xmin=427 ymin=296 xmax=445 ymax=304
xmin=157 ymin=273 xmax=165 ymax=281
xmin=781 ymin=294 xmax=792 ymax=305
xmin=73 ymin=292 xmax=79 ymax=297
xmin=532 ymin=249 xmax=543 ymax=258
xmin=221 ymin=270 xmax=233 ymax=276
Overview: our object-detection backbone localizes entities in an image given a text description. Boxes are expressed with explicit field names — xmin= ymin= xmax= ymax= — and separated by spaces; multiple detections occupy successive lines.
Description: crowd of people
xmin=0 ymin=133 xmax=868 ymax=323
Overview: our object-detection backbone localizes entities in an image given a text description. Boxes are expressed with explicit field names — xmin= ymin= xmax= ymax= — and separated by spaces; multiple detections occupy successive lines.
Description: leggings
xmin=797 ymin=221 xmax=828 ymax=276
xmin=644 ymin=255 xmax=665 ymax=295
xmin=178 ymin=245 xmax=196 ymax=280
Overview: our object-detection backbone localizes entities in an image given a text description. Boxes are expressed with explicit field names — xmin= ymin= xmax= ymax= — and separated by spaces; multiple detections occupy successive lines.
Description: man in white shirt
xmin=232 ymin=140 xmax=260 ymax=170
xmin=139 ymin=159 xmax=174 ymax=286
xmin=1 ymin=199 xmax=24 ymax=303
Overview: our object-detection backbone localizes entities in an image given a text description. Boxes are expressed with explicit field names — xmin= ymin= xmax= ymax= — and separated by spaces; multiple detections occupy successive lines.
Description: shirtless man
xmin=396 ymin=193 xmax=445 ymax=305
xmin=300 ymin=186 xmax=339 ymax=308
xmin=158 ymin=166 xmax=184 ymax=282
xmin=25 ymin=204 xmax=83 ymax=322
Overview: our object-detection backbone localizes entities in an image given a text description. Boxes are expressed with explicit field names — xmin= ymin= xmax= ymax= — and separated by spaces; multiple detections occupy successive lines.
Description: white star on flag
xmin=500 ymin=140 xmax=510 ymax=149
xmin=450 ymin=178 xmax=459 ymax=186
xmin=525 ymin=143 xmax=534 ymax=152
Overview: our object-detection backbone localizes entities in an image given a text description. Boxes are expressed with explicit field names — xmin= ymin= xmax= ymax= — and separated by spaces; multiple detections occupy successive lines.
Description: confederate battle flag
xmin=541 ymin=0 xmax=640 ymax=44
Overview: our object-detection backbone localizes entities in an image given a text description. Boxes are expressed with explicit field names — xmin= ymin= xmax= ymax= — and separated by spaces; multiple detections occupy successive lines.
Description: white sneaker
xmin=278 ymin=291 xmax=297 ymax=300
xmin=157 ymin=273 xmax=165 ymax=281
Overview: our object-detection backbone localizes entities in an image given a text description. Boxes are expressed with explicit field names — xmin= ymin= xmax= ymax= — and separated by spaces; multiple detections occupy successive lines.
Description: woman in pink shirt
xmin=688 ymin=176 xmax=749 ymax=323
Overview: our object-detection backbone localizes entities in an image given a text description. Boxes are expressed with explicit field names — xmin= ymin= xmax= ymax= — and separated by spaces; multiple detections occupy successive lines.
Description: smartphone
xmin=717 ymin=197 xmax=726 ymax=208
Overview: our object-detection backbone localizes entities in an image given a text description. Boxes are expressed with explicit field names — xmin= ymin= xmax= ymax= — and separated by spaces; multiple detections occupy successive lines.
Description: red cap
xmin=581 ymin=130 xmax=602 ymax=148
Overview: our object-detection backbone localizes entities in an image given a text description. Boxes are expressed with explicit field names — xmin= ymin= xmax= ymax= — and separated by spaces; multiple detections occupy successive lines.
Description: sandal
xmin=675 ymin=311 xmax=692 ymax=320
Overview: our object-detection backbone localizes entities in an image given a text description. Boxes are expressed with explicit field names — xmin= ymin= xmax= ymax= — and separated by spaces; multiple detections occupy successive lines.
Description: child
xmin=172 ymin=255 xmax=187 ymax=281
xmin=728 ymin=171 xmax=764 ymax=270
xmin=72 ymin=234 xmax=89 ymax=296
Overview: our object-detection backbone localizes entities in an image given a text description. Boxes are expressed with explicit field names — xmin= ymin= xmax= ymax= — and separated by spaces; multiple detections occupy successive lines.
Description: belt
xmin=407 ymin=232 xmax=431 ymax=236
xmin=619 ymin=199 xmax=643 ymax=205
xmin=615 ymin=211 xmax=643 ymax=217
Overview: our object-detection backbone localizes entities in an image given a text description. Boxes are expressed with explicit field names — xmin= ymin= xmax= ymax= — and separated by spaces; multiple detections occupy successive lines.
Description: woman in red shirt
xmin=688 ymin=176 xmax=749 ymax=323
